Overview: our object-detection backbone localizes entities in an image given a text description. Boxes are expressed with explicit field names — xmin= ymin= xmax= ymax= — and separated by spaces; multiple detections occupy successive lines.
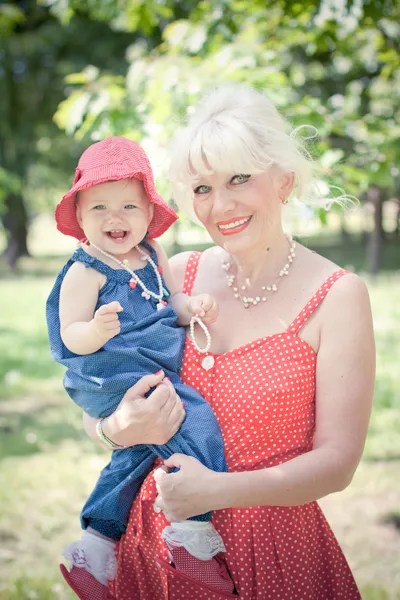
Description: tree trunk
xmin=367 ymin=185 xmax=384 ymax=275
xmin=2 ymin=192 xmax=30 ymax=268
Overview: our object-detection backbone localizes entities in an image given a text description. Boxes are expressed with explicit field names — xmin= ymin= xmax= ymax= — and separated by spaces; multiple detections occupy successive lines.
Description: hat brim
xmin=55 ymin=168 xmax=178 ymax=240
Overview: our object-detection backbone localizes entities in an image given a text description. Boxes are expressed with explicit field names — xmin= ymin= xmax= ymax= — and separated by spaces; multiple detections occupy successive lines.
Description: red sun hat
xmin=55 ymin=136 xmax=178 ymax=240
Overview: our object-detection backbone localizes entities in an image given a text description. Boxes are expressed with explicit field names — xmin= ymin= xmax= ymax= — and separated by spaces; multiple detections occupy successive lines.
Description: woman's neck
xmin=228 ymin=230 xmax=291 ymax=287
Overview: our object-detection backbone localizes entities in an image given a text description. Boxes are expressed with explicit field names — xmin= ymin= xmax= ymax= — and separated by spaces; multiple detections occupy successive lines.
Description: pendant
xmin=156 ymin=301 xmax=167 ymax=311
xmin=201 ymin=355 xmax=215 ymax=371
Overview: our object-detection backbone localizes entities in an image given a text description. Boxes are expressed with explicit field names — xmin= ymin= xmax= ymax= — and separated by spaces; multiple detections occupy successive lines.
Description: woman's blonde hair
xmin=169 ymin=84 xmax=350 ymax=221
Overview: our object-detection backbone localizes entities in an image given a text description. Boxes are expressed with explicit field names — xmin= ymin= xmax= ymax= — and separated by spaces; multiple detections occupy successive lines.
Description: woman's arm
xmin=154 ymin=274 xmax=375 ymax=521
xmin=83 ymin=372 xmax=186 ymax=448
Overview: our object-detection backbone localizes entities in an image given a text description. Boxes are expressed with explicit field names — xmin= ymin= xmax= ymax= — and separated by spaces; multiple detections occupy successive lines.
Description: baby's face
xmin=76 ymin=178 xmax=154 ymax=255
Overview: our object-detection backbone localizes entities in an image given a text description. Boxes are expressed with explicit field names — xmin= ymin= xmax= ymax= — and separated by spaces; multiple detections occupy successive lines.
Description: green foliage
xmin=0 ymin=4 xmax=25 ymax=36
xmin=50 ymin=0 xmax=400 ymax=207
xmin=0 ymin=168 xmax=21 ymax=214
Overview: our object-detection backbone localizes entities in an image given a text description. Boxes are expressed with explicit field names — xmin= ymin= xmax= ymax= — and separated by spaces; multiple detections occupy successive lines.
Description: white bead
xmin=272 ymin=284 xmax=277 ymax=291
xmin=261 ymin=286 xmax=266 ymax=290
xmin=267 ymin=286 xmax=272 ymax=292
xmin=234 ymin=293 xmax=239 ymax=298
xmin=256 ymin=297 xmax=260 ymax=301
xmin=241 ymin=285 xmax=246 ymax=291
xmin=262 ymin=297 xmax=267 ymax=301
xmin=233 ymin=287 xmax=238 ymax=292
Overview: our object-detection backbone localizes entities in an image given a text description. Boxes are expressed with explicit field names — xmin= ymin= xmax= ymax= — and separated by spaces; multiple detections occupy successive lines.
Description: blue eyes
xmin=194 ymin=185 xmax=211 ymax=195
xmin=92 ymin=204 xmax=137 ymax=210
xmin=193 ymin=174 xmax=250 ymax=194
xmin=232 ymin=174 xmax=250 ymax=184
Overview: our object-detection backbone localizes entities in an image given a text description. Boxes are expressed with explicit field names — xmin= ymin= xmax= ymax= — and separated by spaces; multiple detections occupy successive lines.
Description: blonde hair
xmin=169 ymin=84 xmax=351 ymax=221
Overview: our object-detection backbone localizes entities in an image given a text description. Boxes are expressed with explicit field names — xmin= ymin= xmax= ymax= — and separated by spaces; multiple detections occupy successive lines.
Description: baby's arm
xmin=60 ymin=262 xmax=123 ymax=355
xmin=148 ymin=240 xmax=218 ymax=326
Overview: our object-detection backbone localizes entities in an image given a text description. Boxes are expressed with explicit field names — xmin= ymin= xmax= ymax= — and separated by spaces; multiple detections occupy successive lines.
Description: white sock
xmin=62 ymin=530 xmax=117 ymax=584
xmin=162 ymin=521 xmax=226 ymax=560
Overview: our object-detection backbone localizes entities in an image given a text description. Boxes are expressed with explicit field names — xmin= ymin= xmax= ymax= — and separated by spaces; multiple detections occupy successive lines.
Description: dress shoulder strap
xmin=182 ymin=252 xmax=202 ymax=296
xmin=287 ymin=269 xmax=349 ymax=335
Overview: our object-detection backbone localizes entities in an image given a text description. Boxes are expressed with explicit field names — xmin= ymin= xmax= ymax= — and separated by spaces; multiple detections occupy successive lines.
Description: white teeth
xmin=218 ymin=217 xmax=250 ymax=230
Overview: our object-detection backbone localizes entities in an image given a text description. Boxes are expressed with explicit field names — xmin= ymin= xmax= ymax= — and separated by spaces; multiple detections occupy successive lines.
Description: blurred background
xmin=0 ymin=0 xmax=399 ymax=598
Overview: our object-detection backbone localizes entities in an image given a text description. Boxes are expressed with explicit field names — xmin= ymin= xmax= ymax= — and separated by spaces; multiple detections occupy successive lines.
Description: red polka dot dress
xmin=111 ymin=253 xmax=361 ymax=600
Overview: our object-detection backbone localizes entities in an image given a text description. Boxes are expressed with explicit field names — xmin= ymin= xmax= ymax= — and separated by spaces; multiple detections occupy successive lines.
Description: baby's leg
xmin=62 ymin=446 xmax=156 ymax=599
xmin=162 ymin=521 xmax=234 ymax=594
xmin=60 ymin=529 xmax=117 ymax=600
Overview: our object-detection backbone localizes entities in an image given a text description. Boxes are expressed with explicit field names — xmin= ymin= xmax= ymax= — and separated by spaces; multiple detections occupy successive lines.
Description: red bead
xmin=129 ymin=280 xmax=137 ymax=289
xmin=158 ymin=266 xmax=163 ymax=274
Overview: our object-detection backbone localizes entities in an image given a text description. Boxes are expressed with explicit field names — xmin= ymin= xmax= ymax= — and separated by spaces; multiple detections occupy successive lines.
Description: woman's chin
xmin=217 ymin=231 xmax=257 ymax=256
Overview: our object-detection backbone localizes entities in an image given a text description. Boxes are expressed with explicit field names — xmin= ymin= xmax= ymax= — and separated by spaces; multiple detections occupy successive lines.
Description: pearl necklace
xmin=222 ymin=235 xmax=296 ymax=308
xmin=189 ymin=316 xmax=211 ymax=354
xmin=84 ymin=241 xmax=169 ymax=310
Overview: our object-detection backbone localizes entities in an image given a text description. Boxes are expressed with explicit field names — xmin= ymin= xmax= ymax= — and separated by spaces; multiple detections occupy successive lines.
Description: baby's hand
xmin=190 ymin=294 xmax=219 ymax=325
xmin=93 ymin=301 xmax=123 ymax=341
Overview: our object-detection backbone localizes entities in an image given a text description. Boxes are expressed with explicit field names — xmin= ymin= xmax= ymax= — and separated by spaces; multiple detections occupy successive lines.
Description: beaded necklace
xmin=86 ymin=241 xmax=169 ymax=310
xmin=222 ymin=235 xmax=296 ymax=308
xmin=83 ymin=240 xmax=212 ymax=358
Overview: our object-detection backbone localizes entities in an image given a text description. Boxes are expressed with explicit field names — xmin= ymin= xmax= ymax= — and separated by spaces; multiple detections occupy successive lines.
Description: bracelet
xmin=95 ymin=417 xmax=125 ymax=450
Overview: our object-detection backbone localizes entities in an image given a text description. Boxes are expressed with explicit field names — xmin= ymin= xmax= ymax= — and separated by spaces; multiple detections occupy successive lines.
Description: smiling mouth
xmin=217 ymin=216 xmax=252 ymax=233
xmin=106 ymin=230 xmax=128 ymax=239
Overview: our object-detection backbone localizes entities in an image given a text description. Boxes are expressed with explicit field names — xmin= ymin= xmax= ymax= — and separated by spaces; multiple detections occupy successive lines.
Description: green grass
xmin=0 ymin=240 xmax=399 ymax=598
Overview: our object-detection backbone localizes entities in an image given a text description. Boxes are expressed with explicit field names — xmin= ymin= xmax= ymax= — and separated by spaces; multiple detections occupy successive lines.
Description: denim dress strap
xmin=71 ymin=246 xmax=131 ymax=284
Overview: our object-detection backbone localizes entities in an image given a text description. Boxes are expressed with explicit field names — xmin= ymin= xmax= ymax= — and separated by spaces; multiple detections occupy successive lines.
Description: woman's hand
xmin=153 ymin=454 xmax=219 ymax=522
xmin=101 ymin=372 xmax=186 ymax=447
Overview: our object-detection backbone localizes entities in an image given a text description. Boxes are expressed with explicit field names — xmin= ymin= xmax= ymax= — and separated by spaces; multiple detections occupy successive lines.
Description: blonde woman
xmin=85 ymin=85 xmax=375 ymax=599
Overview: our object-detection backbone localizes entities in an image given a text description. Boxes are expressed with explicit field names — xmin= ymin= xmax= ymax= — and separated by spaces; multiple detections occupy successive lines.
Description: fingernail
xmin=182 ymin=402 xmax=185 ymax=409
xmin=155 ymin=370 xmax=163 ymax=376
xmin=164 ymin=377 xmax=170 ymax=382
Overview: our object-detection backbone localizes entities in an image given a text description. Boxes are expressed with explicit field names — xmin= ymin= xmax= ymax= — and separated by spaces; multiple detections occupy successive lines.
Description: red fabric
xmin=55 ymin=136 xmax=177 ymax=240
xmin=169 ymin=547 xmax=235 ymax=594
xmin=111 ymin=254 xmax=361 ymax=600
xmin=60 ymin=564 xmax=116 ymax=600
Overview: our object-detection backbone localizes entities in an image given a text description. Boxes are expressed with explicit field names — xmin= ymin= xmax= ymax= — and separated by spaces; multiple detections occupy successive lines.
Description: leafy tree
xmin=0 ymin=0 xmax=132 ymax=266
xmin=51 ymin=0 xmax=399 ymax=272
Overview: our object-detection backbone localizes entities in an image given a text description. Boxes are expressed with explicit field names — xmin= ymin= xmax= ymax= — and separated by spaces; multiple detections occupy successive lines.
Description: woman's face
xmin=192 ymin=167 xmax=292 ymax=255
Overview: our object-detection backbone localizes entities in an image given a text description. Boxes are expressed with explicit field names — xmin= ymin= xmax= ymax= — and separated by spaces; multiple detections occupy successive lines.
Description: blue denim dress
xmin=46 ymin=240 xmax=227 ymax=540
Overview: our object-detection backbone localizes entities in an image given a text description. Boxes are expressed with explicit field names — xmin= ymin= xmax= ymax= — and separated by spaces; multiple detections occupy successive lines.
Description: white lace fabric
xmin=162 ymin=520 xmax=226 ymax=560
xmin=63 ymin=531 xmax=117 ymax=585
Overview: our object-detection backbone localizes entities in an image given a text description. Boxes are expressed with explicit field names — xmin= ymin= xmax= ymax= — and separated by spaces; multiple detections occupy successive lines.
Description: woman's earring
xmin=281 ymin=195 xmax=289 ymax=205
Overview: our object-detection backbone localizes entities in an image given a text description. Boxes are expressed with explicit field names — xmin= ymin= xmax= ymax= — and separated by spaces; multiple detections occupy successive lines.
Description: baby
xmin=46 ymin=137 xmax=234 ymax=599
